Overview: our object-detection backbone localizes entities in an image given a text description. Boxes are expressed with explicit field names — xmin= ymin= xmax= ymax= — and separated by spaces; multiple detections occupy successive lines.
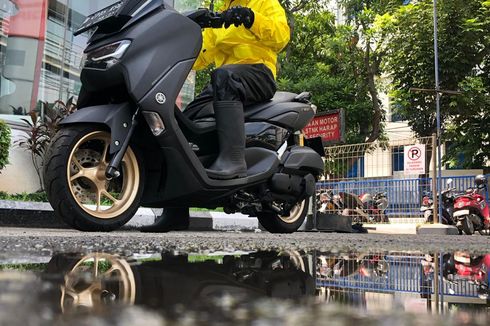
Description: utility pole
xmin=432 ymin=0 xmax=443 ymax=225
xmin=410 ymin=1 xmax=461 ymax=224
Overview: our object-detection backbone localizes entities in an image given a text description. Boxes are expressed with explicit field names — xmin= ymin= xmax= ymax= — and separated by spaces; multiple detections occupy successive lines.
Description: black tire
xmin=425 ymin=213 xmax=433 ymax=224
xmin=258 ymin=199 xmax=309 ymax=234
xmin=478 ymin=229 xmax=490 ymax=236
xmin=381 ymin=213 xmax=389 ymax=223
xmin=44 ymin=124 xmax=145 ymax=231
xmin=462 ymin=216 xmax=474 ymax=235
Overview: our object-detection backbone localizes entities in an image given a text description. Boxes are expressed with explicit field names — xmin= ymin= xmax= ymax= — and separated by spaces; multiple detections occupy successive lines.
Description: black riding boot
xmin=206 ymin=101 xmax=247 ymax=180
xmin=139 ymin=207 xmax=190 ymax=232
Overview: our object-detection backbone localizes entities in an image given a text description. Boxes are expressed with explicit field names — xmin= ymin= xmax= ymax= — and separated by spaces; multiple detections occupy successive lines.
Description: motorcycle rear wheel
xmin=478 ymin=229 xmax=490 ymax=236
xmin=44 ymin=125 xmax=144 ymax=231
xmin=258 ymin=199 xmax=308 ymax=233
xmin=462 ymin=216 xmax=474 ymax=235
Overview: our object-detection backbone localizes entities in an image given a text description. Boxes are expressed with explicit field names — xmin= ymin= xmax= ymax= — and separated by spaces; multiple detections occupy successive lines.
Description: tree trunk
xmin=364 ymin=43 xmax=382 ymax=143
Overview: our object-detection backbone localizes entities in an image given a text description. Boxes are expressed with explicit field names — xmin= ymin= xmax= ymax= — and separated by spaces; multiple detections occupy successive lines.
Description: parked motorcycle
xmin=420 ymin=179 xmax=456 ymax=225
xmin=340 ymin=191 xmax=388 ymax=223
xmin=42 ymin=1 xmax=324 ymax=233
xmin=316 ymin=253 xmax=388 ymax=279
xmin=453 ymin=175 xmax=490 ymax=235
xmin=317 ymin=189 xmax=342 ymax=214
xmin=359 ymin=192 xmax=389 ymax=223
xmin=443 ymin=252 xmax=490 ymax=300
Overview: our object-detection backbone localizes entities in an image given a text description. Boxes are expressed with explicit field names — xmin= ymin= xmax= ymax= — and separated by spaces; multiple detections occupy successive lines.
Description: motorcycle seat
xmin=180 ymin=91 xmax=312 ymax=130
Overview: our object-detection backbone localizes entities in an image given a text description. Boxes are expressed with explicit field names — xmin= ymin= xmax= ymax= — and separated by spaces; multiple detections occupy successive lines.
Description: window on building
xmin=0 ymin=0 xmax=197 ymax=120
xmin=390 ymin=104 xmax=405 ymax=122
xmin=347 ymin=157 xmax=365 ymax=178
xmin=392 ymin=146 xmax=404 ymax=172
xmin=444 ymin=141 xmax=465 ymax=170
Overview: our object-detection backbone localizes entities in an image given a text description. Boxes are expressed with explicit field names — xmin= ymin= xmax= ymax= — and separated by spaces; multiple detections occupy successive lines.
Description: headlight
xmin=83 ymin=40 xmax=131 ymax=69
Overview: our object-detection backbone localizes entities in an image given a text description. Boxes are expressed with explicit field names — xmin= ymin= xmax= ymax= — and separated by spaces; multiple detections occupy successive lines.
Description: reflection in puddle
xmin=0 ymin=250 xmax=488 ymax=324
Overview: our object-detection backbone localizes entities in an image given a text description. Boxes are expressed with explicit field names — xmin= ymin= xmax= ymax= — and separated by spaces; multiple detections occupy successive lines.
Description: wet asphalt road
xmin=1 ymin=227 xmax=490 ymax=325
xmin=1 ymin=227 xmax=490 ymax=261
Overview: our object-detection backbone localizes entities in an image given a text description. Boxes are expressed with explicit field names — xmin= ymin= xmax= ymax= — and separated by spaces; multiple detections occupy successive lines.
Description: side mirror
xmin=446 ymin=178 xmax=453 ymax=185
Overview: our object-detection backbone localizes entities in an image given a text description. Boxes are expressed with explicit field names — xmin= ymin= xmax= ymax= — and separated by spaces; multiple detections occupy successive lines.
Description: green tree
xmin=385 ymin=0 xmax=490 ymax=167
xmin=278 ymin=1 xmax=396 ymax=143
xmin=338 ymin=0 xmax=404 ymax=142
xmin=0 ymin=120 xmax=10 ymax=173
xmin=445 ymin=76 xmax=490 ymax=168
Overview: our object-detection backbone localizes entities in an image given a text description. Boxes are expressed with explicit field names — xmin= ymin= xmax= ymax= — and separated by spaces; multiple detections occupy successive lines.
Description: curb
xmin=0 ymin=200 xmax=426 ymax=235
xmin=0 ymin=200 xmax=259 ymax=231
xmin=366 ymin=223 xmax=418 ymax=235
xmin=416 ymin=224 xmax=460 ymax=235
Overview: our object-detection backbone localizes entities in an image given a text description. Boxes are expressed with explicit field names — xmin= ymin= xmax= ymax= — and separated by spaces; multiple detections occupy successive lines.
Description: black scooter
xmin=43 ymin=0 xmax=323 ymax=233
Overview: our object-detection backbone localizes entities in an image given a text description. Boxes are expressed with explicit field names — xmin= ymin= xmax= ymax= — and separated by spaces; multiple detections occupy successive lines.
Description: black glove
xmin=222 ymin=6 xmax=254 ymax=29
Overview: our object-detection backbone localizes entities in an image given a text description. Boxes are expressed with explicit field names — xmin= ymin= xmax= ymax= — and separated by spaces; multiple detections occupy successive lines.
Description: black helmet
xmin=475 ymin=174 xmax=486 ymax=186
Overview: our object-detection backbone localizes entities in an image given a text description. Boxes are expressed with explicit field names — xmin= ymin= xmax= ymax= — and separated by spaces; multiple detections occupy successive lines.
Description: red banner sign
xmin=303 ymin=110 xmax=344 ymax=144
xmin=8 ymin=0 xmax=48 ymax=40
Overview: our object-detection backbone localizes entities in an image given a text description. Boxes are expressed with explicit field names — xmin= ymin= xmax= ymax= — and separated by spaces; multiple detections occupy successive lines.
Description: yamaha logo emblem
xmin=155 ymin=92 xmax=166 ymax=104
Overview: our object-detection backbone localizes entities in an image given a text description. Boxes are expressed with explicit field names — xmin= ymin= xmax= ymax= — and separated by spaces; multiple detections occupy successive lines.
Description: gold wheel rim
xmin=60 ymin=253 xmax=136 ymax=313
xmin=67 ymin=131 xmax=140 ymax=219
xmin=278 ymin=250 xmax=306 ymax=272
xmin=279 ymin=200 xmax=306 ymax=224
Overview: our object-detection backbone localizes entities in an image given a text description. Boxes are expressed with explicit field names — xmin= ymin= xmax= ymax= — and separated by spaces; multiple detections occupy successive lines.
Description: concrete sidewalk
xmin=0 ymin=199 xmax=423 ymax=234
xmin=364 ymin=223 xmax=418 ymax=235
xmin=0 ymin=200 xmax=259 ymax=231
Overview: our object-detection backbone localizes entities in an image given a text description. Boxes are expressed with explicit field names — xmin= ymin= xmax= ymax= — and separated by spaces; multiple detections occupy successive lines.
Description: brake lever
xmin=194 ymin=11 xmax=223 ymax=28
xmin=210 ymin=15 xmax=224 ymax=28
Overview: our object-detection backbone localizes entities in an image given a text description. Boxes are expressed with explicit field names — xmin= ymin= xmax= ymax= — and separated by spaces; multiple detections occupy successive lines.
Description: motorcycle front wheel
xmin=44 ymin=125 xmax=144 ymax=231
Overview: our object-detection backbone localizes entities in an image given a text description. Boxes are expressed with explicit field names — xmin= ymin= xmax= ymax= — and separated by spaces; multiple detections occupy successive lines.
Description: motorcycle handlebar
xmin=187 ymin=9 xmax=224 ymax=28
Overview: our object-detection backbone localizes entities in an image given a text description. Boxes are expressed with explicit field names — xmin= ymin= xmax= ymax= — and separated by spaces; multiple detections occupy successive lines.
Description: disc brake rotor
xmin=70 ymin=149 xmax=105 ymax=203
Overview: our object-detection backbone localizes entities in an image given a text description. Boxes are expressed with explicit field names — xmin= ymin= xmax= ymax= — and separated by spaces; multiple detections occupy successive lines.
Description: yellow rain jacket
xmin=193 ymin=0 xmax=290 ymax=78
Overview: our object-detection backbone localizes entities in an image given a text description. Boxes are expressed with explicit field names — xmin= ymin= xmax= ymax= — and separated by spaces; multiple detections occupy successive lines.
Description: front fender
xmin=60 ymin=103 xmax=133 ymax=154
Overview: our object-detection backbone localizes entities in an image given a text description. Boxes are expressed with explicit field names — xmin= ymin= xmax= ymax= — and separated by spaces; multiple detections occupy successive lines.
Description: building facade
xmin=0 ymin=0 xmax=199 ymax=192
xmin=0 ymin=0 xmax=198 ymax=118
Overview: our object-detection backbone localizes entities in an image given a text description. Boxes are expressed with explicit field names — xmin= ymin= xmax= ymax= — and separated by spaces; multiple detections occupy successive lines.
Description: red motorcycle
xmin=443 ymin=252 xmax=490 ymax=300
xmin=453 ymin=175 xmax=490 ymax=235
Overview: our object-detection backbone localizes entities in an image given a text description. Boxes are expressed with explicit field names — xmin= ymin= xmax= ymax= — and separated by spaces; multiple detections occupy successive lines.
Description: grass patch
xmin=187 ymin=255 xmax=224 ymax=263
xmin=189 ymin=207 xmax=223 ymax=212
xmin=0 ymin=191 xmax=47 ymax=202
xmin=0 ymin=263 xmax=47 ymax=272
xmin=0 ymin=191 xmax=224 ymax=212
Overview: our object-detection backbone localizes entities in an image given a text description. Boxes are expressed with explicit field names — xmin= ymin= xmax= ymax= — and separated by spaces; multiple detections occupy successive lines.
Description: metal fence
xmin=323 ymin=137 xmax=434 ymax=181
xmin=316 ymin=136 xmax=489 ymax=223
xmin=317 ymin=175 xmax=490 ymax=222
xmin=316 ymin=252 xmax=486 ymax=300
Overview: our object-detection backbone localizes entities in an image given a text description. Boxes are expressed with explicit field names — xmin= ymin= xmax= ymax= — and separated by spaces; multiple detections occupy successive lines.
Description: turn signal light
xmin=143 ymin=111 xmax=165 ymax=136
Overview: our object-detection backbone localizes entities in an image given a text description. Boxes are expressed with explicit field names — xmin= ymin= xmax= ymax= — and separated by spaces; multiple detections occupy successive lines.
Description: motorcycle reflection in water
xmin=35 ymin=250 xmax=489 ymax=320
xmin=316 ymin=252 xmax=490 ymax=307
xmin=43 ymin=251 xmax=316 ymax=315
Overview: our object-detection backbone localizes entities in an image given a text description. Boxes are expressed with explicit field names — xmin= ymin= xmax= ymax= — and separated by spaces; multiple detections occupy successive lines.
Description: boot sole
xmin=206 ymin=170 xmax=247 ymax=180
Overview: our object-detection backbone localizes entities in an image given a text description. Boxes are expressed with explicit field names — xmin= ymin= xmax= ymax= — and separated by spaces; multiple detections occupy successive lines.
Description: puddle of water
xmin=0 ymin=250 xmax=488 ymax=325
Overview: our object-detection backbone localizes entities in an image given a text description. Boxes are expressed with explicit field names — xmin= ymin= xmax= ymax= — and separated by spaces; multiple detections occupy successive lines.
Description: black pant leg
xmin=211 ymin=64 xmax=276 ymax=104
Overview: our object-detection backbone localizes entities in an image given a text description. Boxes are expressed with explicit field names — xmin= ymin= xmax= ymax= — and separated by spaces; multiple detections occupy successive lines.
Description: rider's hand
xmin=222 ymin=6 xmax=254 ymax=29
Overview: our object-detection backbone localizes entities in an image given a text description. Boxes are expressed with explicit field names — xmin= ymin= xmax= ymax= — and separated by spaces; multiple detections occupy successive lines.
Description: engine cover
xmin=270 ymin=173 xmax=316 ymax=198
